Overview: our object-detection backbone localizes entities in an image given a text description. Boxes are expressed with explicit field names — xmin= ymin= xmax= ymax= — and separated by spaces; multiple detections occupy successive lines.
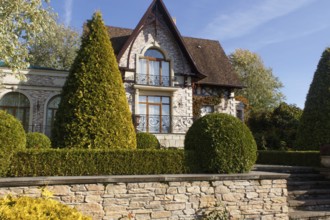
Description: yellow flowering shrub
xmin=0 ymin=194 xmax=91 ymax=220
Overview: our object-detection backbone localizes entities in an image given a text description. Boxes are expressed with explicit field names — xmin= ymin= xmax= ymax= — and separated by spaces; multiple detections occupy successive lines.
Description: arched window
xmin=137 ymin=48 xmax=170 ymax=86
xmin=45 ymin=95 xmax=61 ymax=137
xmin=0 ymin=92 xmax=30 ymax=131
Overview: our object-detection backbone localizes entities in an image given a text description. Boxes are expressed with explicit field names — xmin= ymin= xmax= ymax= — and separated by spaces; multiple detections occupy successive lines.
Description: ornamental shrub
xmin=185 ymin=113 xmax=257 ymax=173
xmin=0 ymin=194 xmax=91 ymax=220
xmin=136 ymin=132 xmax=160 ymax=149
xmin=296 ymin=48 xmax=330 ymax=150
xmin=26 ymin=132 xmax=51 ymax=149
xmin=52 ymin=12 xmax=136 ymax=149
xmin=8 ymin=149 xmax=195 ymax=176
xmin=0 ymin=110 xmax=26 ymax=176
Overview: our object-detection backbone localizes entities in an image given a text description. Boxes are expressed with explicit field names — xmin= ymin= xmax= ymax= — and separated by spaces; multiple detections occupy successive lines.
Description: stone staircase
xmin=254 ymin=165 xmax=330 ymax=220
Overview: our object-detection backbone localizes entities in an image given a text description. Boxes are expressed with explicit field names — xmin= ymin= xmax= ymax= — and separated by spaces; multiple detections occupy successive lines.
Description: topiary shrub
xmin=185 ymin=113 xmax=257 ymax=173
xmin=136 ymin=132 xmax=160 ymax=149
xmin=0 ymin=110 xmax=26 ymax=176
xmin=0 ymin=194 xmax=91 ymax=219
xmin=26 ymin=132 xmax=51 ymax=149
xmin=52 ymin=12 xmax=136 ymax=149
xmin=296 ymin=48 xmax=330 ymax=150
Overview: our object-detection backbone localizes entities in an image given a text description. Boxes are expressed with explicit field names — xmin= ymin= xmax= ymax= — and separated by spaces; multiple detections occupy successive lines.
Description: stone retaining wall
xmin=0 ymin=173 xmax=289 ymax=220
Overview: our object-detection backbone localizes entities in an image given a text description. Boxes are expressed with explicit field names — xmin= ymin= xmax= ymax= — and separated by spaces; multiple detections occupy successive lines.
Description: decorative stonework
xmin=0 ymin=174 xmax=289 ymax=220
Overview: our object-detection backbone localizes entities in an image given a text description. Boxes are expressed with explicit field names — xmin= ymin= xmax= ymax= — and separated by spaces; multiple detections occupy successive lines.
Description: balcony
xmin=133 ymin=114 xmax=194 ymax=134
xmin=136 ymin=74 xmax=171 ymax=87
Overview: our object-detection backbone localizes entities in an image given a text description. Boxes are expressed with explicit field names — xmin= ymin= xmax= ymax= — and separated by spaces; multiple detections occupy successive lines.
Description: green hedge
xmin=7 ymin=149 xmax=199 ymax=177
xmin=257 ymin=150 xmax=320 ymax=167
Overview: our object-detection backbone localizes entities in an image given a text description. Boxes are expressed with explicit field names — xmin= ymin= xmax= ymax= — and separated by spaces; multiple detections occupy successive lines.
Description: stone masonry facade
xmin=0 ymin=174 xmax=289 ymax=220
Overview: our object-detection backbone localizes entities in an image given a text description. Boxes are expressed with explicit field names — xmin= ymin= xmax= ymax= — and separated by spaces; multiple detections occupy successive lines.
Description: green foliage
xmin=29 ymin=24 xmax=80 ymax=70
xmin=136 ymin=132 xmax=160 ymax=149
xmin=0 ymin=0 xmax=57 ymax=73
xmin=229 ymin=49 xmax=284 ymax=115
xmin=0 ymin=194 xmax=91 ymax=220
xmin=257 ymin=150 xmax=320 ymax=167
xmin=202 ymin=210 xmax=230 ymax=220
xmin=7 ymin=149 xmax=196 ymax=177
xmin=26 ymin=132 xmax=51 ymax=149
xmin=248 ymin=102 xmax=302 ymax=150
xmin=52 ymin=12 xmax=136 ymax=149
xmin=296 ymin=48 xmax=330 ymax=150
xmin=185 ymin=113 xmax=257 ymax=173
xmin=0 ymin=110 xmax=26 ymax=176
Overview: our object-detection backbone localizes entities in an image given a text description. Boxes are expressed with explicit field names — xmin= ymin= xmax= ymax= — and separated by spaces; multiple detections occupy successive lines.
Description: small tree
xmin=296 ymin=48 xmax=330 ymax=150
xmin=52 ymin=12 xmax=136 ymax=149
xmin=229 ymin=49 xmax=284 ymax=116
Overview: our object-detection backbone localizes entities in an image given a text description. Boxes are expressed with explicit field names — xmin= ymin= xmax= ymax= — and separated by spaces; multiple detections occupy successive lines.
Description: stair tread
xmin=290 ymin=210 xmax=330 ymax=219
xmin=289 ymin=198 xmax=330 ymax=206
xmin=290 ymin=189 xmax=330 ymax=195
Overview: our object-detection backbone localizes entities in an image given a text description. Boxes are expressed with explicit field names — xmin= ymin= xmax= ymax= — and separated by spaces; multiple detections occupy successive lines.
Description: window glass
xmin=162 ymin=105 xmax=170 ymax=116
xmin=148 ymin=96 xmax=161 ymax=103
xmin=144 ymin=49 xmax=164 ymax=59
xmin=45 ymin=96 xmax=61 ymax=137
xmin=139 ymin=96 xmax=147 ymax=102
xmin=162 ymin=97 xmax=170 ymax=104
xmin=201 ymin=105 xmax=214 ymax=117
xmin=162 ymin=61 xmax=170 ymax=77
xmin=137 ymin=95 xmax=171 ymax=133
xmin=139 ymin=59 xmax=147 ymax=75
xmin=0 ymin=92 xmax=30 ymax=131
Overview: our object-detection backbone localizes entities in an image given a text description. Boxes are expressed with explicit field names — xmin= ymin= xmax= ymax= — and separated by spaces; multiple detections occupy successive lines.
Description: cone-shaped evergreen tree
xmin=296 ymin=48 xmax=330 ymax=150
xmin=52 ymin=12 xmax=136 ymax=149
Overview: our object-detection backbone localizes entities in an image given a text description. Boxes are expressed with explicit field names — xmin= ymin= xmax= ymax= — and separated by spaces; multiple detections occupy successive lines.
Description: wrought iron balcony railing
xmin=133 ymin=114 xmax=194 ymax=134
xmin=136 ymin=74 xmax=171 ymax=87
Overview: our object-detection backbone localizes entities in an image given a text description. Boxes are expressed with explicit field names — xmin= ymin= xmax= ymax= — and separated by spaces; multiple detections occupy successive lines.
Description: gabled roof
xmin=115 ymin=0 xmax=205 ymax=79
xmin=108 ymin=0 xmax=243 ymax=89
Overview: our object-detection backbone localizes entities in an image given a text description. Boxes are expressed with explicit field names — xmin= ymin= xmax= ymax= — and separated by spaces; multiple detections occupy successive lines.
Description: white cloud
xmin=203 ymin=0 xmax=315 ymax=40
xmin=64 ymin=0 xmax=73 ymax=27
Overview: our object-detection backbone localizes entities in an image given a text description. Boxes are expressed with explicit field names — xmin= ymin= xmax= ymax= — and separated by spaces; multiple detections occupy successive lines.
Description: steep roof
xmin=108 ymin=26 xmax=242 ymax=88
xmin=107 ymin=0 xmax=242 ymax=89
xmin=183 ymin=37 xmax=242 ymax=88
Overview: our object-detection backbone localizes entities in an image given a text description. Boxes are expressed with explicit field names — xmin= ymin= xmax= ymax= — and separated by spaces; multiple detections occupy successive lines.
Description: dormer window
xmin=137 ymin=48 xmax=170 ymax=86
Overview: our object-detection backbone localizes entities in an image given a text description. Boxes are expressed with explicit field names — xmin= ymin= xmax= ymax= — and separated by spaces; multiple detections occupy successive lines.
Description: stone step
xmin=289 ymin=189 xmax=330 ymax=200
xmin=289 ymin=210 xmax=330 ymax=220
xmin=288 ymin=181 xmax=330 ymax=190
xmin=288 ymin=173 xmax=326 ymax=181
xmin=289 ymin=199 xmax=330 ymax=210
xmin=253 ymin=164 xmax=318 ymax=174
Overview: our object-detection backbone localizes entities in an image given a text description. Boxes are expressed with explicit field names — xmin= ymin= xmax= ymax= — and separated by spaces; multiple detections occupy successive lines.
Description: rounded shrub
xmin=185 ymin=113 xmax=257 ymax=173
xmin=0 ymin=195 xmax=91 ymax=220
xmin=26 ymin=132 xmax=51 ymax=149
xmin=136 ymin=132 xmax=160 ymax=149
xmin=0 ymin=110 xmax=26 ymax=176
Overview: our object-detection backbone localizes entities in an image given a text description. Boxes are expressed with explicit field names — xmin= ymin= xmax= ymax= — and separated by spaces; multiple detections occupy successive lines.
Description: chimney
xmin=172 ymin=17 xmax=176 ymax=25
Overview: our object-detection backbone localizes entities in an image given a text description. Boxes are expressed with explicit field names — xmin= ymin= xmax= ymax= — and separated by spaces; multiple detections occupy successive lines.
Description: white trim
xmin=133 ymin=84 xmax=178 ymax=92
xmin=3 ymin=84 xmax=63 ymax=92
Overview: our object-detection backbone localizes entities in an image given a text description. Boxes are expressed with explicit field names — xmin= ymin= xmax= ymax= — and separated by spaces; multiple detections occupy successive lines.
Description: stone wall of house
xmin=0 ymin=69 xmax=66 ymax=132
xmin=0 ymin=174 xmax=289 ymax=220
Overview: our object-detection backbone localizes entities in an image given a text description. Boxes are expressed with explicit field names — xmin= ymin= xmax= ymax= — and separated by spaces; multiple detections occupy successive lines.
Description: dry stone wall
xmin=0 ymin=174 xmax=289 ymax=220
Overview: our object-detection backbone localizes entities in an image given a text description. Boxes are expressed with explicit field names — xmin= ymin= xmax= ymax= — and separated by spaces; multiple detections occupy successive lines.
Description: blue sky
xmin=50 ymin=0 xmax=330 ymax=109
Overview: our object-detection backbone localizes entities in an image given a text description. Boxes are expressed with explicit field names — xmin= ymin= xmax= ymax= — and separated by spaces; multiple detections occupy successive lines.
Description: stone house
xmin=0 ymin=0 xmax=243 ymax=148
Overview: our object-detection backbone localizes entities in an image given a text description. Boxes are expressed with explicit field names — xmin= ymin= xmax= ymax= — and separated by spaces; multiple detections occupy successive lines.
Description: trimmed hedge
xmin=7 ymin=149 xmax=198 ymax=177
xmin=26 ymin=132 xmax=51 ymax=149
xmin=257 ymin=150 xmax=320 ymax=167
xmin=0 ymin=110 xmax=26 ymax=176
xmin=185 ymin=113 xmax=257 ymax=173
xmin=136 ymin=132 xmax=160 ymax=149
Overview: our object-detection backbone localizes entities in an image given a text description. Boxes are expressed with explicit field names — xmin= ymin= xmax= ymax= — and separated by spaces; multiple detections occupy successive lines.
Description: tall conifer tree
xmin=52 ymin=12 xmax=136 ymax=149
xmin=296 ymin=48 xmax=330 ymax=150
